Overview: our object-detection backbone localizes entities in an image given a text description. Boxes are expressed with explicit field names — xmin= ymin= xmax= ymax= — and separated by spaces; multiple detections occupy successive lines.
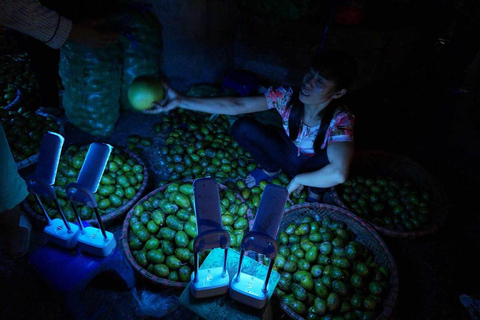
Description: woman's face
xmin=299 ymin=68 xmax=338 ymax=106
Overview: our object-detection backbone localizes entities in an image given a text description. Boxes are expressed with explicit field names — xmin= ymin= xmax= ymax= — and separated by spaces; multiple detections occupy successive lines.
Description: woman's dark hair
xmin=288 ymin=50 xmax=358 ymax=153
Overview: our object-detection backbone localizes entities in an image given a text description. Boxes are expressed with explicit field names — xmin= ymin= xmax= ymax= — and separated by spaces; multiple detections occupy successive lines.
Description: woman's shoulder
xmin=263 ymin=85 xmax=294 ymax=111
xmin=330 ymin=105 xmax=355 ymax=129
xmin=264 ymin=85 xmax=294 ymax=100
xmin=333 ymin=105 xmax=354 ymax=119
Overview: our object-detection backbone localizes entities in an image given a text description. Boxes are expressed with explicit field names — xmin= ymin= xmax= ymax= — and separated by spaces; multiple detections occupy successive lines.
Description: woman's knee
xmin=230 ymin=116 xmax=257 ymax=140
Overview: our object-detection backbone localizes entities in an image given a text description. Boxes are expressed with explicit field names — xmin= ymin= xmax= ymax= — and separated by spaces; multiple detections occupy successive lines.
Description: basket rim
xmin=332 ymin=149 xmax=449 ymax=238
xmin=121 ymin=179 xmax=255 ymax=287
xmin=23 ymin=144 xmax=149 ymax=226
xmin=277 ymin=202 xmax=399 ymax=320
xmin=0 ymin=81 xmax=22 ymax=111
xmin=121 ymin=183 xmax=187 ymax=287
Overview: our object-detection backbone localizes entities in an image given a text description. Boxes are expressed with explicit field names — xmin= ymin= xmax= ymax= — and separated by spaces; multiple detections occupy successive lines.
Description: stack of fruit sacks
xmin=59 ymin=40 xmax=122 ymax=137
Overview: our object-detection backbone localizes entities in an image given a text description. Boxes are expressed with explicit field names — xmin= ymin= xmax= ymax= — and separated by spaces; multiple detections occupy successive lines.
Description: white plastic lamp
xmin=26 ymin=131 xmax=80 ymax=249
xmin=190 ymin=177 xmax=231 ymax=299
xmin=230 ymin=184 xmax=288 ymax=309
xmin=65 ymin=142 xmax=116 ymax=257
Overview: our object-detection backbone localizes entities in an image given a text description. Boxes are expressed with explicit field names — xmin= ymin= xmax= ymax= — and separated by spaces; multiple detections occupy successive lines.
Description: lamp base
xmin=230 ymin=272 xmax=268 ymax=309
xmin=190 ymin=267 xmax=229 ymax=299
xmin=77 ymin=226 xmax=116 ymax=257
xmin=44 ymin=219 xmax=80 ymax=249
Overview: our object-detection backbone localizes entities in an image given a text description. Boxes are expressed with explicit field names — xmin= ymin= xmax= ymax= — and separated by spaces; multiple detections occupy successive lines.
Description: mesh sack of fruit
xmin=119 ymin=9 xmax=162 ymax=111
xmin=59 ymin=40 xmax=122 ymax=137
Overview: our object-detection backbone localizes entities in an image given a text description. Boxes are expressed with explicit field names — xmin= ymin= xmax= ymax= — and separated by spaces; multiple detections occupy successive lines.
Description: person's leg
xmin=0 ymin=123 xmax=30 ymax=258
xmin=297 ymin=148 xmax=331 ymax=201
xmin=230 ymin=116 xmax=300 ymax=186
xmin=0 ymin=204 xmax=31 ymax=258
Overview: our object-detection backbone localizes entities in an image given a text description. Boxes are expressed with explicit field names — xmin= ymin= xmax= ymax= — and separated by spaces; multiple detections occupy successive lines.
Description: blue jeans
xmin=230 ymin=116 xmax=330 ymax=195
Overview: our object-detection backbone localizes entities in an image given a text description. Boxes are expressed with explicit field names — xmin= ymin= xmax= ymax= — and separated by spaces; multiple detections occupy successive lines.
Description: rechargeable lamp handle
xmin=241 ymin=231 xmax=278 ymax=259
xmin=193 ymin=229 xmax=230 ymax=253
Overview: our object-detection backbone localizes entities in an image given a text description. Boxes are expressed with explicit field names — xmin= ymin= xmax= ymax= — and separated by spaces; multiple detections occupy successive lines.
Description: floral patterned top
xmin=264 ymin=86 xmax=355 ymax=155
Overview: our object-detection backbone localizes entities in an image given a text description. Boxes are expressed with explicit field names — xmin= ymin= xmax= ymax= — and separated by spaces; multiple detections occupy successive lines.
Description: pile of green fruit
xmin=336 ymin=175 xmax=431 ymax=232
xmin=127 ymin=180 xmax=252 ymax=283
xmin=128 ymin=181 xmax=199 ymax=283
xmin=159 ymin=172 xmax=308 ymax=220
xmin=217 ymin=186 xmax=251 ymax=248
xmin=0 ymin=53 xmax=38 ymax=96
xmin=267 ymin=214 xmax=391 ymax=319
xmin=221 ymin=173 xmax=309 ymax=218
xmin=1 ymin=110 xmax=60 ymax=163
xmin=125 ymin=134 xmax=152 ymax=153
xmin=26 ymin=145 xmax=146 ymax=222
xmin=151 ymin=106 xmax=312 ymax=216
xmin=154 ymin=109 xmax=257 ymax=182
xmin=0 ymin=82 xmax=19 ymax=108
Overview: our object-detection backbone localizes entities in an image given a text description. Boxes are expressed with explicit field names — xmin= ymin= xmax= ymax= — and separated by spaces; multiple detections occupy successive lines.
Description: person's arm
xmin=0 ymin=0 xmax=72 ymax=49
xmin=0 ymin=0 xmax=118 ymax=49
xmin=146 ymin=81 xmax=269 ymax=115
xmin=287 ymin=141 xmax=354 ymax=194
xmin=176 ymin=96 xmax=269 ymax=115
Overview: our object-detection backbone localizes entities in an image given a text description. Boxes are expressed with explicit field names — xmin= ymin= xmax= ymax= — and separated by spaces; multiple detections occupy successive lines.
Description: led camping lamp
xmin=230 ymin=184 xmax=288 ymax=309
xmin=190 ymin=177 xmax=231 ymax=299
xmin=26 ymin=131 xmax=80 ymax=249
xmin=65 ymin=142 xmax=116 ymax=258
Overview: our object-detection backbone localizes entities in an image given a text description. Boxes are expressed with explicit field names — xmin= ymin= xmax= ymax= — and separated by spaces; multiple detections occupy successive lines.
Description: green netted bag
xmin=59 ymin=40 xmax=122 ymax=137
xmin=119 ymin=10 xmax=162 ymax=110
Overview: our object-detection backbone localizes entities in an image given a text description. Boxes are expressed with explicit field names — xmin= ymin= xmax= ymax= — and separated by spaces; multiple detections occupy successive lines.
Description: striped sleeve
xmin=0 ymin=0 xmax=72 ymax=49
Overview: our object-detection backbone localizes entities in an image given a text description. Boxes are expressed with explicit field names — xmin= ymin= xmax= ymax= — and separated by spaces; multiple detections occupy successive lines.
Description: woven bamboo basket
xmin=331 ymin=150 xmax=449 ymax=238
xmin=279 ymin=203 xmax=399 ymax=320
xmin=15 ymin=112 xmax=65 ymax=170
xmin=23 ymin=145 xmax=149 ymax=227
xmin=121 ymin=179 xmax=255 ymax=288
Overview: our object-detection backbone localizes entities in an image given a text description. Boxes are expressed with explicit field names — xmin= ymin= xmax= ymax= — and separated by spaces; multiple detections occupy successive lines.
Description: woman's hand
xmin=143 ymin=81 xmax=182 ymax=114
xmin=287 ymin=176 xmax=304 ymax=197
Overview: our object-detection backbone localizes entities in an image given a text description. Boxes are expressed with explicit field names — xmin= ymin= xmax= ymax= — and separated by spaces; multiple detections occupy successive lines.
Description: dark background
xmin=1 ymin=0 xmax=480 ymax=319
